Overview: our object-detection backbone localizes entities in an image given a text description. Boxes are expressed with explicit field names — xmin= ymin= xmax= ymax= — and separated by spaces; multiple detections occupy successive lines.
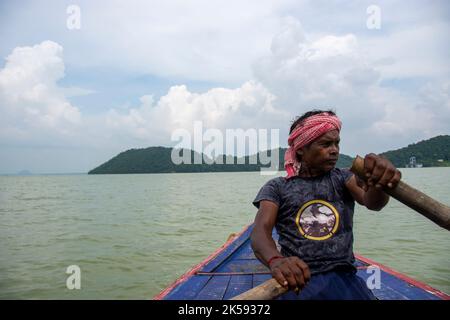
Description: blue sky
xmin=0 ymin=0 xmax=449 ymax=173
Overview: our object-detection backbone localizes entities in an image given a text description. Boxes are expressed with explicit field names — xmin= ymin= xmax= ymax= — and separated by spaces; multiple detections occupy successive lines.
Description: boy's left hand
xmin=362 ymin=153 xmax=401 ymax=191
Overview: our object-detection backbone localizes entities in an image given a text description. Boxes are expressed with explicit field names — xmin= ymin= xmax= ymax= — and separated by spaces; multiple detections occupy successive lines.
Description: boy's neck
xmin=298 ymin=163 xmax=330 ymax=177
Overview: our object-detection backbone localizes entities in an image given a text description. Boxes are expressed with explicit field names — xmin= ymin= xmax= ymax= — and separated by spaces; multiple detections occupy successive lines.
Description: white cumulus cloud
xmin=253 ymin=17 xmax=450 ymax=155
xmin=254 ymin=18 xmax=382 ymax=130
xmin=105 ymin=81 xmax=287 ymax=151
xmin=0 ymin=41 xmax=82 ymax=145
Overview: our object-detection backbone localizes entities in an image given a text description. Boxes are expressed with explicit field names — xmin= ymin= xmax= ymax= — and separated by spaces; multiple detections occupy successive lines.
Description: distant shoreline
xmin=0 ymin=172 xmax=87 ymax=176
xmin=3 ymin=166 xmax=450 ymax=177
xmin=88 ymin=135 xmax=450 ymax=174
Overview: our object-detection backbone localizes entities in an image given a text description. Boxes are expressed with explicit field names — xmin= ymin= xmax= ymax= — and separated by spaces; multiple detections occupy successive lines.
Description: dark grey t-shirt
xmin=253 ymin=168 xmax=356 ymax=274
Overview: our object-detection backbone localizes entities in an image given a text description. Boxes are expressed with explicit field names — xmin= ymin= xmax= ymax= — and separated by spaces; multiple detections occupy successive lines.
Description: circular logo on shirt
xmin=295 ymin=200 xmax=340 ymax=241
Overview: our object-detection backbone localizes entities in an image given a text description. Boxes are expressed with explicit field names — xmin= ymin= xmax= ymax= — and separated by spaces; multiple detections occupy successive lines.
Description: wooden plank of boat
xmin=154 ymin=224 xmax=449 ymax=300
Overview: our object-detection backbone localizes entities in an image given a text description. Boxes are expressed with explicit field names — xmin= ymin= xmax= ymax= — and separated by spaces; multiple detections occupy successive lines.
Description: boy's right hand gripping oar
xmin=351 ymin=156 xmax=450 ymax=231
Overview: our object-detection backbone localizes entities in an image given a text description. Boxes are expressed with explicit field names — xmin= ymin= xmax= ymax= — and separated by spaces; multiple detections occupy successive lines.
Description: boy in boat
xmin=251 ymin=110 xmax=401 ymax=299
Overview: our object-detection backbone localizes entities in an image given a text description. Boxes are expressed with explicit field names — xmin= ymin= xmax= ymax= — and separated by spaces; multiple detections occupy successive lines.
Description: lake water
xmin=0 ymin=169 xmax=449 ymax=299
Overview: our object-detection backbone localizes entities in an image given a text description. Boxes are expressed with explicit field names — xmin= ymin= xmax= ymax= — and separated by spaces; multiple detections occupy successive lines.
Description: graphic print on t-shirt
xmin=295 ymin=199 xmax=340 ymax=241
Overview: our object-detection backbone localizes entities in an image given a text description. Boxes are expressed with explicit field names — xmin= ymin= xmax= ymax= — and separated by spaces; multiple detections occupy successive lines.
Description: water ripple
xmin=1 ymin=170 xmax=449 ymax=299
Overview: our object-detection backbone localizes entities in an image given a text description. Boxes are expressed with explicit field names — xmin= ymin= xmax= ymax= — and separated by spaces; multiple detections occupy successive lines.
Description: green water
xmin=0 ymin=169 xmax=449 ymax=299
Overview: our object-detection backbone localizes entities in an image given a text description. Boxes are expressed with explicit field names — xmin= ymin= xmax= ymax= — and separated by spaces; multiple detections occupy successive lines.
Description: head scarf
xmin=284 ymin=112 xmax=341 ymax=179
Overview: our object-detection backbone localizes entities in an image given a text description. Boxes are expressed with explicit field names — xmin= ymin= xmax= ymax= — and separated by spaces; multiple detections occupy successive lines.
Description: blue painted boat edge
xmin=154 ymin=224 xmax=253 ymax=299
xmin=355 ymin=254 xmax=450 ymax=300
xmin=156 ymin=223 xmax=449 ymax=300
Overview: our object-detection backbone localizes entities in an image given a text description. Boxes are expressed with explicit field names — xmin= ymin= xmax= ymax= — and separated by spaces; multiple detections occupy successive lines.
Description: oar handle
xmin=351 ymin=156 xmax=450 ymax=231
xmin=230 ymin=278 xmax=288 ymax=300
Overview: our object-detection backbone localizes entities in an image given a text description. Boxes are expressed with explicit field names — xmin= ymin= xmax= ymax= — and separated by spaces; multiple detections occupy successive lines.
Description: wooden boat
xmin=154 ymin=224 xmax=449 ymax=300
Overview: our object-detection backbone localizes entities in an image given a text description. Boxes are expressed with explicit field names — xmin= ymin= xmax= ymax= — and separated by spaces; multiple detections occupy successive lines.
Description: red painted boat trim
xmin=355 ymin=254 xmax=450 ymax=300
xmin=153 ymin=224 xmax=252 ymax=300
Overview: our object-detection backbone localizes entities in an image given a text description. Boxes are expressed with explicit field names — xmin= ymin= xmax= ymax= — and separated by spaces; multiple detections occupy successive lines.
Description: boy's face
xmin=297 ymin=130 xmax=340 ymax=174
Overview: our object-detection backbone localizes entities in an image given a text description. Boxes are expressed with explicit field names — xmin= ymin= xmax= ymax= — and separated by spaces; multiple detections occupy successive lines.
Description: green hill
xmin=380 ymin=135 xmax=450 ymax=167
xmin=88 ymin=147 xmax=354 ymax=174
xmin=89 ymin=147 xmax=262 ymax=174
xmin=88 ymin=135 xmax=449 ymax=174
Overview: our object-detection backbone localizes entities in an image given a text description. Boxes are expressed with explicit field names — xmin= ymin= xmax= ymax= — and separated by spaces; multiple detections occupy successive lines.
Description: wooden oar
xmin=230 ymin=278 xmax=288 ymax=300
xmin=351 ymin=155 xmax=450 ymax=231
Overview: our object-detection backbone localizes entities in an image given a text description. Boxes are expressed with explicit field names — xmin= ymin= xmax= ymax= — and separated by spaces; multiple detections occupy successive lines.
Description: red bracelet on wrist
xmin=267 ymin=255 xmax=284 ymax=267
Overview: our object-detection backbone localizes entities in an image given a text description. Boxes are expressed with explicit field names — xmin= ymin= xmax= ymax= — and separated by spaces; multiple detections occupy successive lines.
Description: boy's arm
xmin=250 ymin=200 xmax=281 ymax=265
xmin=251 ymin=200 xmax=310 ymax=290
xmin=346 ymin=153 xmax=401 ymax=211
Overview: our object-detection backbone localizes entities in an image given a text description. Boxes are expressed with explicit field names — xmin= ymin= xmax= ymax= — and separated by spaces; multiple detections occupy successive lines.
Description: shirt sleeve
xmin=252 ymin=178 xmax=281 ymax=209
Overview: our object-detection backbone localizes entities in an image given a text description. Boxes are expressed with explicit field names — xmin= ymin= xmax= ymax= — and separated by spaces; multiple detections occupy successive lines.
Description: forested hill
xmin=88 ymin=135 xmax=449 ymax=174
xmin=88 ymin=147 xmax=353 ymax=174
xmin=380 ymin=135 xmax=450 ymax=167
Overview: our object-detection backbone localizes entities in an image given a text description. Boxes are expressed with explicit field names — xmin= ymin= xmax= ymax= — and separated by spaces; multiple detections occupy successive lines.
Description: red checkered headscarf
xmin=284 ymin=112 xmax=341 ymax=179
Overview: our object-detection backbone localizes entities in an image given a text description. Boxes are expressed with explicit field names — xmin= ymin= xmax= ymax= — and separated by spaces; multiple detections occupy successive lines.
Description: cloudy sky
xmin=0 ymin=0 xmax=449 ymax=173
